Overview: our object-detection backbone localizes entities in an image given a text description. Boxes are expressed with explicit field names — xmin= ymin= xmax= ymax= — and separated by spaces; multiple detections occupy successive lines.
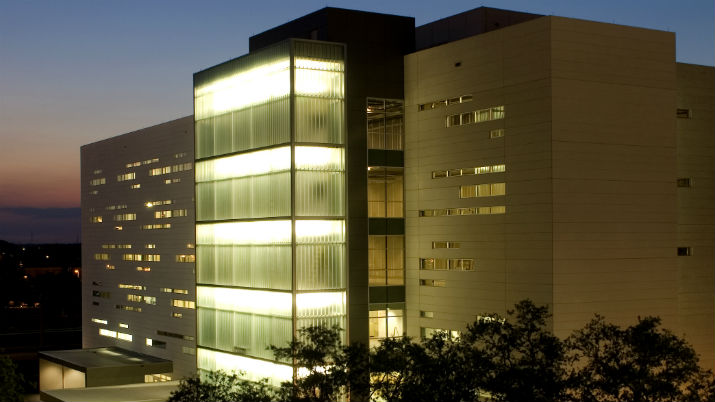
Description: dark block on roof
xmin=416 ymin=7 xmax=542 ymax=50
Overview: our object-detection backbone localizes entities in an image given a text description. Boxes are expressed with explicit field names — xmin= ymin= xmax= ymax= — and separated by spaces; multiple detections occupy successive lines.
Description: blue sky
xmin=0 ymin=0 xmax=712 ymax=242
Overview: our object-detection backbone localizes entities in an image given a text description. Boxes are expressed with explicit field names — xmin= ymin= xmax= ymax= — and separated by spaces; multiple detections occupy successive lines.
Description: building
xmin=78 ymin=6 xmax=714 ymax=388
xmin=80 ymin=117 xmax=197 ymax=380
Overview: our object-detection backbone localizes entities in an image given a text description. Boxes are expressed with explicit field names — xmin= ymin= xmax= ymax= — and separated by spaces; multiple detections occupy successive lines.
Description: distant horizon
xmin=0 ymin=207 xmax=81 ymax=244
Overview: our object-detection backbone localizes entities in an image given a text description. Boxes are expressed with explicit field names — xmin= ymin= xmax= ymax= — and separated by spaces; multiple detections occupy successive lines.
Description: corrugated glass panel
xmin=196 ymin=173 xmax=290 ymax=220
xmin=196 ymin=147 xmax=290 ymax=181
xmin=296 ymin=291 xmax=346 ymax=341
xmin=198 ymin=308 xmax=291 ymax=360
xmin=197 ymin=348 xmax=292 ymax=386
xmin=295 ymin=171 xmax=344 ymax=217
xmin=295 ymin=97 xmax=344 ymax=144
xmin=295 ymin=220 xmax=345 ymax=290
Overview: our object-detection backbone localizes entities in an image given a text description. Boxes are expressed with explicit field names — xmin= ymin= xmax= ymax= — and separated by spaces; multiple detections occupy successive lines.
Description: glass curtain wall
xmin=366 ymin=98 xmax=405 ymax=344
xmin=194 ymin=40 xmax=346 ymax=385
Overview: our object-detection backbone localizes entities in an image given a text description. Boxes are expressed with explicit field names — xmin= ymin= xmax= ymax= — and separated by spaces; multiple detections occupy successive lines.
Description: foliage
xmin=463 ymin=300 xmax=568 ymax=402
xmin=167 ymin=370 xmax=276 ymax=402
xmin=166 ymin=301 xmax=715 ymax=402
xmin=0 ymin=356 xmax=26 ymax=402
xmin=271 ymin=324 xmax=367 ymax=402
xmin=566 ymin=315 xmax=715 ymax=402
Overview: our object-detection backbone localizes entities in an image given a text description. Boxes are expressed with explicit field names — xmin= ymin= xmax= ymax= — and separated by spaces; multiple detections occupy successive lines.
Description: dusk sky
xmin=0 ymin=0 xmax=713 ymax=243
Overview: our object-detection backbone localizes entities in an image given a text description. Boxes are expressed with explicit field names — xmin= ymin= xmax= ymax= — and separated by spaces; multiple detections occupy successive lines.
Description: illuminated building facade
xmin=80 ymin=117 xmax=197 ymax=380
xmin=78 ymin=7 xmax=713 ymax=387
xmin=193 ymin=39 xmax=348 ymax=383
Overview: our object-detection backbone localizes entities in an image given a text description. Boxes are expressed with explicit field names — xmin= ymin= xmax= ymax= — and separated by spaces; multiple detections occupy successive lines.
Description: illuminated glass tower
xmin=193 ymin=39 xmax=346 ymax=383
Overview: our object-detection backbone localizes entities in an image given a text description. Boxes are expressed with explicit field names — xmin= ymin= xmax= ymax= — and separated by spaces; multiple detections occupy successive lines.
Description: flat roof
xmin=39 ymin=347 xmax=171 ymax=373
xmin=40 ymin=380 xmax=179 ymax=402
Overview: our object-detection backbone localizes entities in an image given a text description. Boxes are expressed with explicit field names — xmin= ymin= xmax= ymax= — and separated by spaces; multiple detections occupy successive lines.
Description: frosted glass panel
xmin=198 ymin=286 xmax=291 ymax=316
xmin=196 ymin=147 xmax=290 ymax=181
xmin=295 ymin=172 xmax=344 ymax=217
xmin=295 ymin=220 xmax=344 ymax=243
xmin=198 ymin=308 xmax=291 ymax=360
xmin=294 ymin=69 xmax=344 ymax=98
xmin=196 ymin=173 xmax=290 ymax=220
xmin=197 ymin=244 xmax=291 ymax=290
xmin=197 ymin=221 xmax=291 ymax=245
xmin=296 ymin=244 xmax=345 ymax=290
xmin=195 ymin=58 xmax=290 ymax=120
xmin=198 ymin=348 xmax=292 ymax=386
xmin=295 ymin=146 xmax=344 ymax=171
xmin=296 ymin=291 xmax=346 ymax=337
xmin=295 ymin=97 xmax=344 ymax=144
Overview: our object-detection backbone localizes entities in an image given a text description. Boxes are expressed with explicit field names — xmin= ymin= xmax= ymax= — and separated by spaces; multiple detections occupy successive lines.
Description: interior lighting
xmin=197 ymin=220 xmax=292 ymax=245
xmin=197 ymin=286 xmax=291 ymax=317
xmin=295 ymin=146 xmax=344 ymax=171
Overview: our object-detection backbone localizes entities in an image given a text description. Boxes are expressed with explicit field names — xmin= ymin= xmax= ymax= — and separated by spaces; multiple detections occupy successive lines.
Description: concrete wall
xmin=80 ymin=116 xmax=196 ymax=378
xmin=676 ymin=63 xmax=715 ymax=370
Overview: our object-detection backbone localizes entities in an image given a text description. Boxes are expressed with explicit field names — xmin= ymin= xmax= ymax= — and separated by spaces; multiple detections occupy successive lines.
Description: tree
xmin=167 ymin=370 xmax=276 ymax=402
xmin=566 ymin=315 xmax=715 ymax=402
xmin=463 ymin=300 xmax=567 ymax=402
xmin=271 ymin=324 xmax=369 ymax=402
xmin=0 ymin=356 xmax=25 ymax=402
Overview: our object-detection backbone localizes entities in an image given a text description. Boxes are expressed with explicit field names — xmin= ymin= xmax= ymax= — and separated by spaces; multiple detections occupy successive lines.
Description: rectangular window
xmin=368 ymin=167 xmax=404 ymax=218
xmin=99 ymin=329 xmax=117 ymax=338
xmin=113 ymin=213 xmax=136 ymax=221
xmin=368 ymin=235 xmax=404 ymax=286
xmin=175 ymin=254 xmax=195 ymax=263
xmin=172 ymin=299 xmax=195 ymax=309
xmin=117 ymin=332 xmax=133 ymax=342
xmin=432 ymin=241 xmax=460 ymax=249
xmin=130 ymin=184 xmax=141 ymax=189
xmin=367 ymin=98 xmax=404 ymax=150
xmin=91 ymin=216 xmax=103 ymax=223
xmin=459 ymin=183 xmax=506 ymax=198
xmin=490 ymin=129 xmax=505 ymax=138
xmin=418 ymin=94 xmax=471 ymax=111
xmin=116 ymin=304 xmax=142 ymax=312
xmin=420 ymin=279 xmax=446 ymax=287
xmin=91 ymin=318 xmax=108 ymax=325
xmin=146 ymin=338 xmax=166 ymax=348
xmin=676 ymin=108 xmax=692 ymax=118
xmin=677 ymin=178 xmax=691 ymax=188
xmin=420 ymin=311 xmax=434 ymax=318
xmin=89 ymin=178 xmax=106 ymax=186
xmin=677 ymin=247 xmax=692 ymax=256
xmin=419 ymin=258 xmax=474 ymax=271
xmin=446 ymin=105 xmax=504 ymax=127
xmin=432 ymin=164 xmax=505 ymax=179
xmin=117 ymin=172 xmax=136 ymax=182
xmin=94 ymin=253 xmax=110 ymax=261
xmin=368 ymin=304 xmax=404 ymax=347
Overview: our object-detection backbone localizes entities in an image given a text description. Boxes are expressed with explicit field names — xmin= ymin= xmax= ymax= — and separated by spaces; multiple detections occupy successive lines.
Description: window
xmin=418 ymin=94 xmax=472 ymax=111
xmin=91 ymin=216 xmax=103 ymax=223
xmin=99 ymin=329 xmax=117 ymax=338
xmin=446 ymin=105 xmax=504 ymax=127
xmin=420 ymin=258 xmax=474 ymax=271
xmin=92 ymin=169 xmax=103 ymax=174
xmin=490 ymin=128 xmax=505 ymax=138
xmin=367 ymin=98 xmax=404 ymax=150
xmin=117 ymin=332 xmax=133 ymax=342
xmin=116 ymin=304 xmax=142 ymax=312
xmin=182 ymin=347 xmax=196 ymax=355
xmin=94 ymin=253 xmax=110 ymax=261
xmin=421 ymin=327 xmax=460 ymax=339
xmin=432 ymin=241 xmax=460 ymax=249
xmin=176 ymin=254 xmax=195 ymax=263
xmin=142 ymin=224 xmax=171 ymax=230
xmin=419 ymin=205 xmax=506 ymax=217
xmin=369 ymin=304 xmax=404 ymax=347
xmin=92 ymin=290 xmax=110 ymax=298
xmin=677 ymin=247 xmax=692 ymax=256
xmin=677 ymin=178 xmax=691 ymax=188
xmin=91 ymin=318 xmax=108 ymax=325
xmin=432 ymin=164 xmax=505 ymax=179
xmin=161 ymin=288 xmax=189 ymax=294
xmin=146 ymin=338 xmax=166 ymax=348
xmin=368 ymin=167 xmax=404 ymax=217
xmin=117 ymin=172 xmax=135 ymax=182
xmin=368 ymin=235 xmax=404 ymax=286
xmin=89 ymin=178 xmax=106 ymax=186
xmin=172 ymin=299 xmax=195 ymax=309
xmin=459 ymin=183 xmax=506 ymax=198
xmin=119 ymin=323 xmax=128 ymax=328
xmin=118 ymin=284 xmax=146 ymax=290
xmin=157 ymin=330 xmax=194 ymax=341
xmin=136 ymin=266 xmax=151 ymax=272
xmin=130 ymin=184 xmax=141 ymax=189
xmin=420 ymin=311 xmax=434 ymax=318
xmin=155 ymin=209 xmax=188 ymax=219
xmin=105 ymin=264 xmax=115 ymax=270
xmin=113 ymin=213 xmax=136 ymax=221
xmin=677 ymin=108 xmax=692 ymax=118
xmin=145 ymin=200 xmax=173 ymax=208
xmin=420 ymin=279 xmax=446 ymax=287
xmin=172 ymin=312 xmax=183 ymax=318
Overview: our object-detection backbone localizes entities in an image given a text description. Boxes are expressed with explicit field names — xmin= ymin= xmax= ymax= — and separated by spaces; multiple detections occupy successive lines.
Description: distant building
xmin=78 ymin=6 xmax=714 ymax=390
xmin=80 ymin=117 xmax=196 ymax=380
